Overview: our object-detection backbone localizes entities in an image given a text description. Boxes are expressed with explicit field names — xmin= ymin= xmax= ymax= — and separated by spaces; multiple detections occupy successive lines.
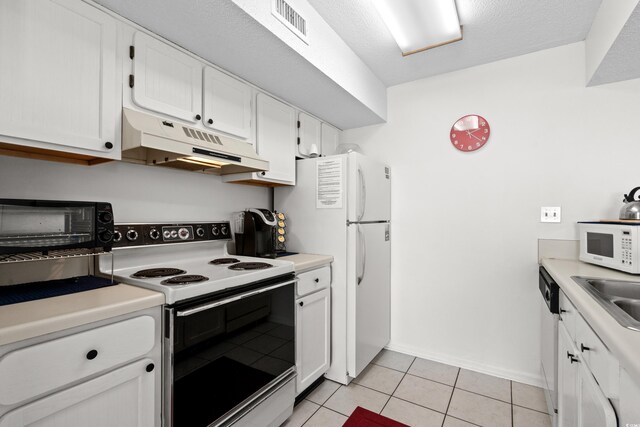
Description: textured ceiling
xmin=307 ymin=0 xmax=604 ymax=86
xmin=589 ymin=3 xmax=640 ymax=86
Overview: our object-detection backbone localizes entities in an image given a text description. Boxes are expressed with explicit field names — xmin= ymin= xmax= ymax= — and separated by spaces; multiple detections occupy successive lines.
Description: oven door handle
xmin=176 ymin=279 xmax=297 ymax=317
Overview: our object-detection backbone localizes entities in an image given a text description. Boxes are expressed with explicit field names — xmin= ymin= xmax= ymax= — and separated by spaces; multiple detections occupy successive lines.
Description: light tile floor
xmin=282 ymin=349 xmax=552 ymax=427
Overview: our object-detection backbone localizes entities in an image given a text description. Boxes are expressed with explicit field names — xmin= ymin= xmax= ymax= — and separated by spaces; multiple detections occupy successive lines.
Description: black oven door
xmin=166 ymin=276 xmax=296 ymax=427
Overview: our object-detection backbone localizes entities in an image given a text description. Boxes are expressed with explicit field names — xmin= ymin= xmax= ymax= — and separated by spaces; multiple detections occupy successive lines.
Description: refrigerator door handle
xmin=357 ymin=224 xmax=366 ymax=285
xmin=357 ymin=167 xmax=366 ymax=221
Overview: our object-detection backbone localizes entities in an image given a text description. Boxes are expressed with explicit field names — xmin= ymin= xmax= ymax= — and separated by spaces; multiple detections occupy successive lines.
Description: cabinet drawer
xmin=297 ymin=266 xmax=330 ymax=297
xmin=575 ymin=314 xmax=619 ymax=398
xmin=0 ymin=315 xmax=155 ymax=406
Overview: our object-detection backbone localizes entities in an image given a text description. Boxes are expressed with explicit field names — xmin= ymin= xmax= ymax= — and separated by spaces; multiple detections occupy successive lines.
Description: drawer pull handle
xmin=299 ymin=301 xmax=304 ymax=307
xmin=146 ymin=363 xmax=155 ymax=373
xmin=314 ymin=278 xmax=319 ymax=283
xmin=560 ymin=309 xmax=567 ymax=314
xmin=86 ymin=349 xmax=98 ymax=360
xmin=580 ymin=344 xmax=591 ymax=352
xmin=569 ymin=356 xmax=579 ymax=364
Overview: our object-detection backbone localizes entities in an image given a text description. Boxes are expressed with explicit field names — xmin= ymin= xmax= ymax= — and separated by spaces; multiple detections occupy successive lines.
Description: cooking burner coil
xmin=209 ymin=258 xmax=241 ymax=265
xmin=160 ymin=275 xmax=209 ymax=285
xmin=228 ymin=262 xmax=273 ymax=271
xmin=131 ymin=268 xmax=187 ymax=278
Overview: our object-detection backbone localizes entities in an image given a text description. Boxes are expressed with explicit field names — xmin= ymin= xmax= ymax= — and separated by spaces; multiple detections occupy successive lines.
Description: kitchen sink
xmin=571 ymin=277 xmax=640 ymax=331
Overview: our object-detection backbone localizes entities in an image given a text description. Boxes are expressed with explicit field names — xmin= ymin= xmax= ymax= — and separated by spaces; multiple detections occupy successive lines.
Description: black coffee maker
xmin=234 ymin=208 xmax=277 ymax=259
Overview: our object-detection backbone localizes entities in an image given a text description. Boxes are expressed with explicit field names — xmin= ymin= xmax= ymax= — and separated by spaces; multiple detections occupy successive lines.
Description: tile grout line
xmin=299 ymin=402 xmax=322 ymax=427
xmin=512 ymin=403 xmax=553 ymax=416
xmin=317 ymin=382 xmax=342 ymax=406
xmin=442 ymin=368 xmax=461 ymax=427
xmin=511 ymin=381 xmax=514 ymax=427
xmin=302 ymin=382 xmax=344 ymax=426
xmin=380 ymin=356 xmax=416 ymax=414
xmin=453 ymin=384 xmax=512 ymax=405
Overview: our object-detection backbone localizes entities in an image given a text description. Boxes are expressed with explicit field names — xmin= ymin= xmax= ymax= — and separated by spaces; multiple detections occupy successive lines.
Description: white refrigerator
xmin=275 ymin=152 xmax=391 ymax=384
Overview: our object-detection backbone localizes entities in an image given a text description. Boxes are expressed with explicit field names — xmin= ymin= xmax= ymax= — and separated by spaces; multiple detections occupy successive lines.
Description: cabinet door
xmin=0 ymin=359 xmax=156 ymax=427
xmin=0 ymin=0 xmax=118 ymax=157
xmin=321 ymin=123 xmax=340 ymax=157
xmin=203 ymin=66 xmax=252 ymax=140
xmin=132 ymin=31 xmax=202 ymax=123
xmin=560 ymin=291 xmax=577 ymax=341
xmin=577 ymin=359 xmax=616 ymax=427
xmin=558 ymin=322 xmax=578 ymax=427
xmin=298 ymin=112 xmax=321 ymax=158
xmin=256 ymin=93 xmax=296 ymax=184
xmin=296 ymin=288 xmax=330 ymax=395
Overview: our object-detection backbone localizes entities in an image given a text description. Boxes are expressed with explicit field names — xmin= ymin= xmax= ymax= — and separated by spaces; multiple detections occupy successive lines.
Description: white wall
xmin=0 ymin=157 xmax=269 ymax=223
xmin=342 ymin=42 xmax=640 ymax=385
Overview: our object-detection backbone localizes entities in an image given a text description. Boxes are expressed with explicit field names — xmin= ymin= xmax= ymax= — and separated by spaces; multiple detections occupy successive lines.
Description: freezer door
xmin=347 ymin=222 xmax=391 ymax=378
xmin=348 ymin=153 xmax=391 ymax=222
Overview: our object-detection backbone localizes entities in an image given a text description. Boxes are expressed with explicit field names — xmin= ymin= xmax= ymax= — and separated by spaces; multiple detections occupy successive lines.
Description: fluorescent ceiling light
xmin=372 ymin=0 xmax=462 ymax=56
xmin=177 ymin=157 xmax=228 ymax=168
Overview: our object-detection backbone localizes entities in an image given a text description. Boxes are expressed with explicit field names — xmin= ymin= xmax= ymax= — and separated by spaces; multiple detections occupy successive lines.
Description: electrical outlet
xmin=541 ymin=207 xmax=561 ymax=223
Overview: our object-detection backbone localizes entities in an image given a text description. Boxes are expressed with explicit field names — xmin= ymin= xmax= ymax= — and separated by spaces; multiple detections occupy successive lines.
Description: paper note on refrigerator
xmin=316 ymin=158 xmax=343 ymax=209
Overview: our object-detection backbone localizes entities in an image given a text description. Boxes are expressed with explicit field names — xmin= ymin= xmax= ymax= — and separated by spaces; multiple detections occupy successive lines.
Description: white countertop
xmin=0 ymin=284 xmax=164 ymax=346
xmin=279 ymin=253 xmax=333 ymax=273
xmin=541 ymin=258 xmax=640 ymax=385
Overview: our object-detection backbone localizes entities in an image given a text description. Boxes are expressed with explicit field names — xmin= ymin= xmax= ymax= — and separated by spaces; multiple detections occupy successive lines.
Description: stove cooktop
xmin=100 ymin=241 xmax=294 ymax=304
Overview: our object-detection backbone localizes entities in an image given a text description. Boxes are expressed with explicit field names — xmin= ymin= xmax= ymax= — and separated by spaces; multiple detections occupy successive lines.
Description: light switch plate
xmin=541 ymin=207 xmax=561 ymax=223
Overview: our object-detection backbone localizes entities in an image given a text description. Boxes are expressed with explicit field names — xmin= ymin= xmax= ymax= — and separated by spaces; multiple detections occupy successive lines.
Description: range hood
xmin=121 ymin=108 xmax=268 ymax=175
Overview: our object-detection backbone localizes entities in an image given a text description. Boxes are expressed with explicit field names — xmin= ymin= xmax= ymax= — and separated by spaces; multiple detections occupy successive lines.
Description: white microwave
xmin=579 ymin=222 xmax=640 ymax=274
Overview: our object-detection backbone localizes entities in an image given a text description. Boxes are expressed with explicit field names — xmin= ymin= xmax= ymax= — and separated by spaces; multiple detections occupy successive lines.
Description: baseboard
xmin=385 ymin=342 xmax=545 ymax=388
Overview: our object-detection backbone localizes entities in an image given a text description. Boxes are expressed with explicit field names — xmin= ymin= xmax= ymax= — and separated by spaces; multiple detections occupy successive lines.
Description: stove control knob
xmin=196 ymin=227 xmax=205 ymax=237
xmin=221 ymin=226 xmax=228 ymax=236
xmin=170 ymin=230 xmax=178 ymax=238
xmin=211 ymin=226 xmax=220 ymax=236
xmin=149 ymin=229 xmax=160 ymax=240
xmin=98 ymin=211 xmax=113 ymax=224
xmin=112 ymin=231 xmax=123 ymax=243
xmin=163 ymin=230 xmax=171 ymax=239
xmin=178 ymin=227 xmax=190 ymax=240
xmin=126 ymin=229 xmax=139 ymax=242
xmin=99 ymin=230 xmax=113 ymax=242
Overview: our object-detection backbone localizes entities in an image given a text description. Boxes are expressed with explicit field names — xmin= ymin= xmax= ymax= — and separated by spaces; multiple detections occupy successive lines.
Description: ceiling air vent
xmin=272 ymin=0 xmax=308 ymax=44
xmin=182 ymin=127 xmax=223 ymax=145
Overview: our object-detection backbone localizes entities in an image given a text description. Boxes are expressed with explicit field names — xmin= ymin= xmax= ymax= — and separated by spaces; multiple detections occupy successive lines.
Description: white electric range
xmin=99 ymin=221 xmax=296 ymax=427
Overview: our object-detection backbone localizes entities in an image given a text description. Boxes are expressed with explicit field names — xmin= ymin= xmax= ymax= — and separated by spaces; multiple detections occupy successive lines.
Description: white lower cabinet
xmin=0 ymin=308 xmax=161 ymax=427
xmin=557 ymin=320 xmax=616 ymax=427
xmin=295 ymin=267 xmax=331 ymax=395
xmin=0 ymin=358 xmax=155 ymax=427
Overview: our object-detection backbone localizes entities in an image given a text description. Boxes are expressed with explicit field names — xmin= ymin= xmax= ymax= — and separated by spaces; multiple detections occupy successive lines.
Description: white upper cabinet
xmin=0 ymin=0 xmax=119 ymax=158
xmin=222 ymin=93 xmax=296 ymax=186
xmin=131 ymin=31 xmax=202 ymax=123
xmin=321 ymin=123 xmax=340 ymax=156
xmin=297 ymin=112 xmax=322 ymax=158
xmin=203 ymin=66 xmax=252 ymax=140
xmin=255 ymin=94 xmax=296 ymax=184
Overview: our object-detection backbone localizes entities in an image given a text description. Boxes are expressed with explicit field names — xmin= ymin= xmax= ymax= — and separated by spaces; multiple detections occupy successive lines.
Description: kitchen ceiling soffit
xmin=93 ymin=0 xmax=387 ymax=129
xmin=586 ymin=0 xmax=640 ymax=86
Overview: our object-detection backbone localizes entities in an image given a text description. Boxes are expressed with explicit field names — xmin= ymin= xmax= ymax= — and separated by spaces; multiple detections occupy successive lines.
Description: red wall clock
xmin=450 ymin=115 xmax=490 ymax=152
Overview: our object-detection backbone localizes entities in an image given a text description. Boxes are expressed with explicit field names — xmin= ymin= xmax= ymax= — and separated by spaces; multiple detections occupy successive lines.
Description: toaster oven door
xmin=0 ymin=200 xmax=99 ymax=254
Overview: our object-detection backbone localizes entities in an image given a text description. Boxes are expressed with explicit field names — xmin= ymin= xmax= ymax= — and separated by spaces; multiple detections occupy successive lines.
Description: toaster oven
xmin=0 ymin=199 xmax=114 ymax=255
